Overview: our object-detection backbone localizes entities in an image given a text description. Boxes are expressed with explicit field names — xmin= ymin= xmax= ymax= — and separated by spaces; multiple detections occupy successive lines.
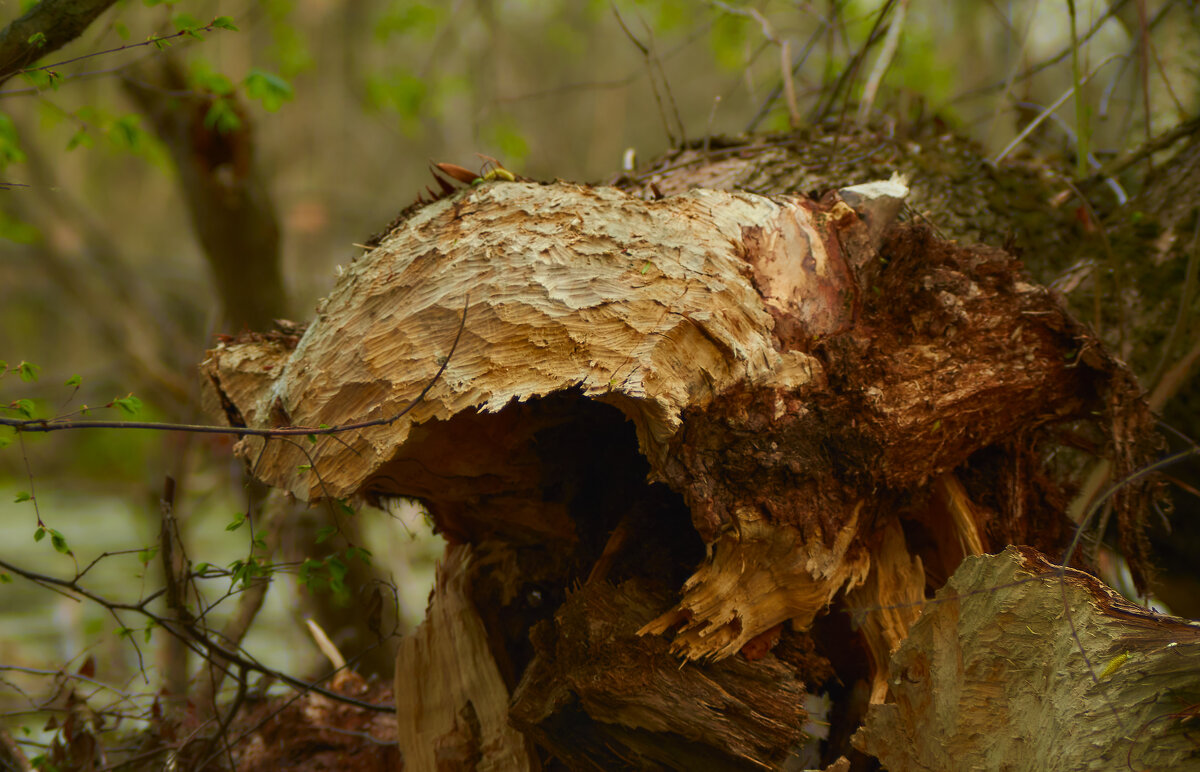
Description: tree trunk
xmin=202 ymin=132 xmax=1189 ymax=770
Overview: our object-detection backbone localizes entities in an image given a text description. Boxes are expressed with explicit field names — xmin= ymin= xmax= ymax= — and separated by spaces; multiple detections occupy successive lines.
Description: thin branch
xmin=0 ymin=296 xmax=469 ymax=439
xmin=0 ymin=0 xmax=118 ymax=85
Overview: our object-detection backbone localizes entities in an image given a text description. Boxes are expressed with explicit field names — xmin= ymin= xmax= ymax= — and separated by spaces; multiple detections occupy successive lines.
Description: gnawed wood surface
xmin=201 ymin=164 xmax=1158 ymax=768
xmin=393 ymin=544 xmax=531 ymax=770
xmin=854 ymin=546 xmax=1200 ymax=771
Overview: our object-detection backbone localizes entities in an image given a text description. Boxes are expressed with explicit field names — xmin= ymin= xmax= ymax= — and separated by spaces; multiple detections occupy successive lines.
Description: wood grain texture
xmin=206 ymin=181 xmax=852 ymax=502
xmin=854 ymin=546 xmax=1200 ymax=771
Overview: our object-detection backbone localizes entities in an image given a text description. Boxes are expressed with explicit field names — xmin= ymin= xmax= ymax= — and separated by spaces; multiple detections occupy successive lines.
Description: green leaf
xmin=0 ymin=425 xmax=15 ymax=448
xmin=0 ymin=572 xmax=10 ymax=584
xmin=315 ymin=525 xmax=336 ymax=544
xmin=0 ymin=112 xmax=26 ymax=169
xmin=111 ymin=395 xmax=142 ymax=416
xmin=297 ymin=463 xmax=311 ymax=472
xmin=108 ymin=114 xmax=145 ymax=152
xmin=138 ymin=546 xmax=158 ymax=564
xmin=337 ymin=500 xmax=355 ymax=517
xmin=16 ymin=361 xmax=37 ymax=382
xmin=114 ymin=22 xmax=130 ymax=40
xmin=244 ymin=68 xmax=293 ymax=112
xmin=33 ymin=526 xmax=45 ymax=542
xmin=49 ymin=529 xmax=70 ymax=554
xmin=20 ymin=69 xmax=59 ymax=91
xmin=13 ymin=398 xmax=35 ymax=418
xmin=0 ymin=210 xmax=39 ymax=244
xmin=26 ymin=32 xmax=45 ymax=48
xmin=225 ymin=512 xmax=246 ymax=531
xmin=346 ymin=546 xmax=372 ymax=565
xmin=211 ymin=16 xmax=239 ymax=31
xmin=374 ymin=4 xmax=442 ymax=41
xmin=64 ymin=374 xmax=81 ymax=387
xmin=194 ymin=562 xmax=209 ymax=574
xmin=116 ymin=626 xmax=133 ymax=639
xmin=14 ymin=491 xmax=31 ymax=503
xmin=144 ymin=621 xmax=156 ymax=643
xmin=66 ymin=127 xmax=92 ymax=151
xmin=172 ymin=12 xmax=204 ymax=38
xmin=203 ymin=98 xmax=242 ymax=134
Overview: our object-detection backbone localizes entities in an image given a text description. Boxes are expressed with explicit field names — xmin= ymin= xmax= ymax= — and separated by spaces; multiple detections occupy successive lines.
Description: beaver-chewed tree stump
xmin=201 ymin=166 xmax=1188 ymax=770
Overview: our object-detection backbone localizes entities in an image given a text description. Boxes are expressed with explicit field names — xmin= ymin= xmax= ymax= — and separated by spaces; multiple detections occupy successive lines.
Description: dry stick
xmin=191 ymin=490 xmax=287 ymax=717
xmin=1090 ymin=114 xmax=1200 ymax=186
xmin=158 ymin=476 xmax=191 ymax=718
xmin=855 ymin=0 xmax=907 ymax=125
xmin=641 ymin=16 xmax=687 ymax=146
xmin=992 ymin=53 xmax=1124 ymax=166
xmin=744 ymin=22 xmax=825 ymax=132
xmin=610 ymin=3 xmax=675 ymax=147
xmin=0 ymin=554 xmax=395 ymax=712
xmin=811 ymin=0 xmax=896 ymax=125
xmin=706 ymin=0 xmax=799 ymax=127
xmin=949 ymin=0 xmax=1131 ymax=105
xmin=1148 ymin=217 xmax=1200 ymax=388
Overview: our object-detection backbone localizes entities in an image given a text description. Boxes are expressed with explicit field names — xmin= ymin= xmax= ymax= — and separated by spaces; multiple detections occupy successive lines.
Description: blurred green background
xmin=0 ymin=0 xmax=1195 ymax=751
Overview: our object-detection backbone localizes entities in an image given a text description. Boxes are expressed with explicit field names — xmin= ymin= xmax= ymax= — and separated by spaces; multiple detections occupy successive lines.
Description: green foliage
xmin=109 ymin=395 xmax=143 ymax=417
xmin=21 ymin=69 xmax=61 ymax=91
xmin=34 ymin=526 xmax=71 ymax=555
xmin=366 ymin=69 xmax=428 ymax=134
xmin=26 ymin=32 xmax=46 ymax=48
xmin=11 ymin=399 xmax=36 ymax=419
xmin=225 ymin=512 xmax=247 ymax=531
xmin=0 ymin=112 xmax=28 ymax=169
xmin=17 ymin=361 xmax=39 ymax=382
xmin=481 ymin=117 xmax=529 ymax=165
xmin=106 ymin=115 xmax=147 ymax=152
xmin=229 ymin=557 xmax=266 ymax=588
xmin=708 ymin=12 xmax=748 ymax=71
xmin=244 ymin=68 xmax=293 ymax=111
xmin=172 ymin=12 xmax=207 ymax=39
xmin=262 ymin=0 xmax=313 ymax=76
xmin=211 ymin=16 xmax=239 ymax=32
xmin=203 ymin=98 xmax=242 ymax=134
xmin=374 ymin=2 xmax=443 ymax=41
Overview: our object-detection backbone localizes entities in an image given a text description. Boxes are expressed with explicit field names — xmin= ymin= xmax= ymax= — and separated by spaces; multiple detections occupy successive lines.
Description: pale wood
xmin=393 ymin=543 xmax=531 ymax=771
xmin=854 ymin=546 xmax=1200 ymax=771
xmin=201 ymin=181 xmax=898 ymax=503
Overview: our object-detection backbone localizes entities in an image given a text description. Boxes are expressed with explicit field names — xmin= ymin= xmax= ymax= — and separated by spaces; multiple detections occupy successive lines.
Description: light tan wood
xmin=394 ymin=543 xmax=531 ymax=771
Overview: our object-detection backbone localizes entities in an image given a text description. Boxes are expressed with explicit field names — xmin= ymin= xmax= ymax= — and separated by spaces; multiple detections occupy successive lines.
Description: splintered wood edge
xmin=637 ymin=506 xmax=871 ymax=661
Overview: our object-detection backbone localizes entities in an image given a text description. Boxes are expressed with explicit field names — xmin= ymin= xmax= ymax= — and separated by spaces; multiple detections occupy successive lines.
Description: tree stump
xmin=202 ymin=143 xmax=1174 ymax=769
